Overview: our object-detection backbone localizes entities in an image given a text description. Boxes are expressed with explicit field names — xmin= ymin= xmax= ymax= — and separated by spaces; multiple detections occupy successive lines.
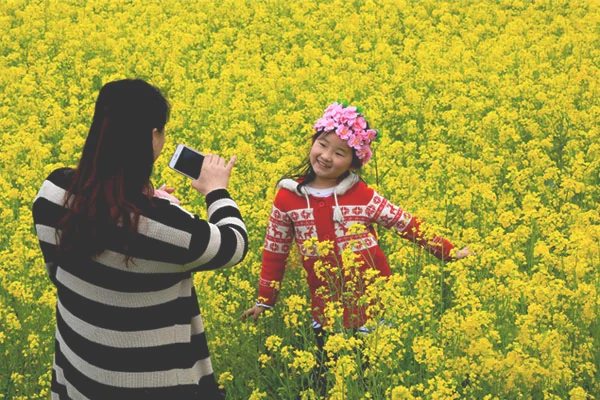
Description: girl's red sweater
xmin=257 ymin=174 xmax=455 ymax=328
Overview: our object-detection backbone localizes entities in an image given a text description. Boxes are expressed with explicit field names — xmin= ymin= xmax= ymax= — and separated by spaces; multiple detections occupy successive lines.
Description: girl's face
xmin=309 ymin=132 xmax=354 ymax=186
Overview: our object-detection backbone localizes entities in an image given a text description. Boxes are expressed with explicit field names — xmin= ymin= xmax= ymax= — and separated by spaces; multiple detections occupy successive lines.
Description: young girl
xmin=243 ymin=102 xmax=471 ymax=332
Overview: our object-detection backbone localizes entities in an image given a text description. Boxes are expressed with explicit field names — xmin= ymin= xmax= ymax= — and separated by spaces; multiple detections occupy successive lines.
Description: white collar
xmin=305 ymin=186 xmax=334 ymax=197
xmin=277 ymin=173 xmax=360 ymax=197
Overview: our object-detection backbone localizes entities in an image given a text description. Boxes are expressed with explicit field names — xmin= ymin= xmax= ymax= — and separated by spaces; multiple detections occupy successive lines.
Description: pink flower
xmin=336 ymin=124 xmax=351 ymax=140
xmin=356 ymin=147 xmax=372 ymax=164
xmin=314 ymin=117 xmax=328 ymax=130
xmin=324 ymin=103 xmax=343 ymax=121
xmin=353 ymin=116 xmax=367 ymax=130
xmin=341 ymin=106 xmax=358 ymax=122
xmin=353 ymin=129 xmax=367 ymax=140
xmin=325 ymin=102 xmax=341 ymax=113
xmin=366 ymin=129 xmax=377 ymax=141
xmin=324 ymin=118 xmax=337 ymax=131
xmin=348 ymin=134 xmax=363 ymax=150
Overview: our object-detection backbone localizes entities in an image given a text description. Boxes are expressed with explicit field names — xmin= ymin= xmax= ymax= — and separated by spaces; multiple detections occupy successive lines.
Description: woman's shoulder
xmin=36 ymin=168 xmax=75 ymax=199
xmin=33 ymin=168 xmax=74 ymax=217
xmin=44 ymin=167 xmax=75 ymax=186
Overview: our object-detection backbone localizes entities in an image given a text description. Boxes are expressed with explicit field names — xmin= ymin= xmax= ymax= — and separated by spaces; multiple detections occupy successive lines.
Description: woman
xmin=32 ymin=79 xmax=247 ymax=399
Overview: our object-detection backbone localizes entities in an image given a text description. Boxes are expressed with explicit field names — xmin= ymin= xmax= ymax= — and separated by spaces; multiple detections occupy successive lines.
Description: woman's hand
xmin=192 ymin=154 xmax=236 ymax=195
xmin=454 ymin=246 xmax=474 ymax=260
xmin=241 ymin=305 xmax=268 ymax=322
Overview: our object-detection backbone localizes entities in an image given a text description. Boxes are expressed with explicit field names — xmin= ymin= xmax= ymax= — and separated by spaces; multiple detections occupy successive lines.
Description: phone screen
xmin=173 ymin=147 xmax=204 ymax=179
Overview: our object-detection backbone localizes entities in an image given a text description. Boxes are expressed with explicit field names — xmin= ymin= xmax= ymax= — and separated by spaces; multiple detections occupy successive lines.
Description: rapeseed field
xmin=1 ymin=0 xmax=599 ymax=398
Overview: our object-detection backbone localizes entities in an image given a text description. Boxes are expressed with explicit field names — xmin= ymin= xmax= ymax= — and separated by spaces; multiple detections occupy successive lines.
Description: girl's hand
xmin=192 ymin=154 xmax=237 ymax=195
xmin=455 ymin=246 xmax=474 ymax=260
xmin=158 ymin=184 xmax=176 ymax=194
xmin=154 ymin=185 xmax=180 ymax=205
xmin=241 ymin=305 xmax=268 ymax=322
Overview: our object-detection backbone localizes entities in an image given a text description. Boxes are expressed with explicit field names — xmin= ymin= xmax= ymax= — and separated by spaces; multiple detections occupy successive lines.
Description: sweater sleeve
xmin=256 ymin=189 xmax=294 ymax=306
xmin=32 ymin=168 xmax=74 ymax=284
xmin=371 ymin=190 xmax=455 ymax=262
xmin=180 ymin=189 xmax=249 ymax=272
xmin=32 ymin=169 xmax=248 ymax=274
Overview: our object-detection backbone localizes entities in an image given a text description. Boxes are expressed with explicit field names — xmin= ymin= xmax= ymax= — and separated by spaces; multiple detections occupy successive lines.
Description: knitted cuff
xmin=256 ymin=302 xmax=272 ymax=309
xmin=205 ymin=189 xmax=230 ymax=205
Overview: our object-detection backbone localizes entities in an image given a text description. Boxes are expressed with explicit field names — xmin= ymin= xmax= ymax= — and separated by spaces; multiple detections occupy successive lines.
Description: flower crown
xmin=313 ymin=102 xmax=378 ymax=165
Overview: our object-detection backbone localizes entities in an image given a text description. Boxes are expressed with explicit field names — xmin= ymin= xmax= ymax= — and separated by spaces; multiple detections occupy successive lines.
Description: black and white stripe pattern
xmin=33 ymin=168 xmax=247 ymax=399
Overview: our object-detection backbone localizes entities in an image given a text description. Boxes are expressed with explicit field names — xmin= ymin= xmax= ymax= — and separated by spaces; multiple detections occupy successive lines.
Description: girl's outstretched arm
xmin=244 ymin=189 xmax=295 ymax=321
xmin=371 ymin=191 xmax=464 ymax=261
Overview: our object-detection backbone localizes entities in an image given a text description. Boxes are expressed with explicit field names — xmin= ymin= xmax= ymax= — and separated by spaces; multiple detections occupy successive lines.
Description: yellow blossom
xmin=265 ymin=335 xmax=283 ymax=352
xmin=217 ymin=371 xmax=233 ymax=389
xmin=289 ymin=350 xmax=316 ymax=373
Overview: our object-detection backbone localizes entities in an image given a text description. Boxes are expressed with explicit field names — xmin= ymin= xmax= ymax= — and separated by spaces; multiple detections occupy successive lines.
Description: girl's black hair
xmin=58 ymin=79 xmax=170 ymax=261
xmin=281 ymin=130 xmax=363 ymax=194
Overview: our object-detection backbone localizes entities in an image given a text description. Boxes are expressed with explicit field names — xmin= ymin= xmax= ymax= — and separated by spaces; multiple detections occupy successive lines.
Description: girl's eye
xmin=335 ymin=153 xmax=343 ymax=157
xmin=319 ymin=142 xmax=326 ymax=148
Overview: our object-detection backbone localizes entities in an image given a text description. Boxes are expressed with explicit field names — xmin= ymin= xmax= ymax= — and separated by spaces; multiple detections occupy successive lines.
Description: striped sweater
xmin=32 ymin=168 xmax=248 ymax=400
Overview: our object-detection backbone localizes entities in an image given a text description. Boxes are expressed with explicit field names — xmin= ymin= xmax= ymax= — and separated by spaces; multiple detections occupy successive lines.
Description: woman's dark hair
xmin=282 ymin=130 xmax=363 ymax=194
xmin=58 ymin=79 xmax=170 ymax=260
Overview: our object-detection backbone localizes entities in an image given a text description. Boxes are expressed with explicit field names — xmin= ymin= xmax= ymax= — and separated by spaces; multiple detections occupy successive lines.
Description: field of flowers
xmin=1 ymin=0 xmax=599 ymax=398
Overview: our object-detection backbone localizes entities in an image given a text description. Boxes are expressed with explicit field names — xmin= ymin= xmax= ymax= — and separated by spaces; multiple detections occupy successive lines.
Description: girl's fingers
xmin=159 ymin=185 xmax=175 ymax=193
xmin=241 ymin=309 xmax=252 ymax=321
xmin=241 ymin=306 xmax=264 ymax=322
xmin=455 ymin=246 xmax=475 ymax=259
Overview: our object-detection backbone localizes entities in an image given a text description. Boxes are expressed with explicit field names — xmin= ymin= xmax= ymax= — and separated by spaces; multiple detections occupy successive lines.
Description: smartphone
xmin=169 ymin=144 xmax=204 ymax=179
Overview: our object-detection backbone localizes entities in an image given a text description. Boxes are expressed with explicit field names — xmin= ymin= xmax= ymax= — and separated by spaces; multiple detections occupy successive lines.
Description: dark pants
xmin=311 ymin=325 xmax=370 ymax=396
xmin=311 ymin=325 xmax=329 ymax=395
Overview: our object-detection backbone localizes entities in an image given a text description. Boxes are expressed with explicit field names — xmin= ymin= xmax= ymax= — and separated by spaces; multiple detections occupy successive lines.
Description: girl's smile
xmin=309 ymin=132 xmax=354 ymax=188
